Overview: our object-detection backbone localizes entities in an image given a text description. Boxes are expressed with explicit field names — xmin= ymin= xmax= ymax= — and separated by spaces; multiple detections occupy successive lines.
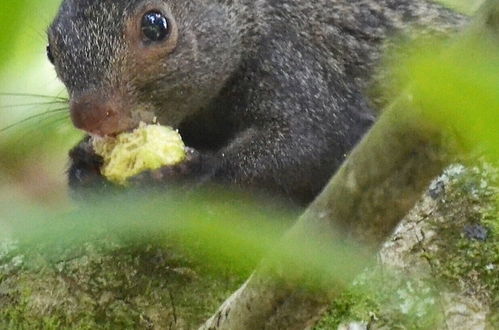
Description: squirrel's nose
xmin=70 ymin=93 xmax=133 ymax=136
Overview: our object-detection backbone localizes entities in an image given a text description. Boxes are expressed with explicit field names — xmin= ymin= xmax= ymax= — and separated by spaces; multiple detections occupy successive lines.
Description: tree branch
xmin=200 ymin=97 xmax=448 ymax=329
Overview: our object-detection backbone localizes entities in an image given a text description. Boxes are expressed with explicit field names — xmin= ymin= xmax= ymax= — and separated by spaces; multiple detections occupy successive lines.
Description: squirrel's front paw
xmin=129 ymin=148 xmax=205 ymax=188
xmin=68 ymin=137 xmax=110 ymax=195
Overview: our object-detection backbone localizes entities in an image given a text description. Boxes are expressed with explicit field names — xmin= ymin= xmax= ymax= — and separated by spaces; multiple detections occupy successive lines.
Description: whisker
xmin=0 ymin=92 xmax=68 ymax=101
xmin=0 ymin=101 xmax=68 ymax=109
xmin=11 ymin=115 xmax=71 ymax=147
xmin=36 ymin=114 xmax=71 ymax=130
xmin=32 ymin=116 xmax=73 ymax=139
xmin=0 ymin=107 xmax=69 ymax=133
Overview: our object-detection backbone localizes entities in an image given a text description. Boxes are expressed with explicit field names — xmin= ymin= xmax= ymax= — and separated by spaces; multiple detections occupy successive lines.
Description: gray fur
xmin=51 ymin=0 xmax=466 ymax=205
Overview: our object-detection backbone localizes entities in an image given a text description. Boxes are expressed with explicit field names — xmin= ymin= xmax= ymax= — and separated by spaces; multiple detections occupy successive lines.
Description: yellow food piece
xmin=92 ymin=123 xmax=186 ymax=185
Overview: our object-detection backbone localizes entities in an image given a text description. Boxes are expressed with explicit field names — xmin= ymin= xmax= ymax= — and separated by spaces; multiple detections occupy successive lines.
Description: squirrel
xmin=47 ymin=0 xmax=465 ymax=205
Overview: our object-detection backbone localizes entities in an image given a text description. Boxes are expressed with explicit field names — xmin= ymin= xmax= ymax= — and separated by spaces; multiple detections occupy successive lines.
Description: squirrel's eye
xmin=141 ymin=11 xmax=170 ymax=42
xmin=46 ymin=45 xmax=54 ymax=64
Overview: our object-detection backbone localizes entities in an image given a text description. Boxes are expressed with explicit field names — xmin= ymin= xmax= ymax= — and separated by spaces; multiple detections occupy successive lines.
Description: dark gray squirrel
xmin=47 ymin=0 xmax=465 ymax=205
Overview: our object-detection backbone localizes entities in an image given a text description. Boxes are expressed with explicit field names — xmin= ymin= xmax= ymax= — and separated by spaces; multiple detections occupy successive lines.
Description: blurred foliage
xmin=0 ymin=0 xmax=79 ymax=205
xmin=1 ymin=189 xmax=366 ymax=284
xmin=0 ymin=1 xmax=30 ymax=71
xmin=0 ymin=0 xmax=61 ymax=73
xmin=399 ymin=37 xmax=499 ymax=164
xmin=438 ymin=0 xmax=484 ymax=13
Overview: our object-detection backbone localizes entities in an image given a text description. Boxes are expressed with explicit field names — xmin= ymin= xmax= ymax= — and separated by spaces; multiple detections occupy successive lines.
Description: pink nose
xmin=70 ymin=93 xmax=132 ymax=136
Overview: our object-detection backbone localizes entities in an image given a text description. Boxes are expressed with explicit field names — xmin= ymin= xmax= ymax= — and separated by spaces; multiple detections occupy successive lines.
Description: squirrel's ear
xmin=125 ymin=3 xmax=178 ymax=58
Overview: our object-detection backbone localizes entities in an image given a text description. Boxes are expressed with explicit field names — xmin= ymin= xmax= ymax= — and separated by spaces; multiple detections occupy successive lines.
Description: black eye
xmin=141 ymin=11 xmax=170 ymax=42
xmin=46 ymin=45 xmax=54 ymax=64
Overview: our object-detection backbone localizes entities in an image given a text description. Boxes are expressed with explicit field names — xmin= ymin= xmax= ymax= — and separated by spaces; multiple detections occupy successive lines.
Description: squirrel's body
xmin=49 ymin=0 xmax=465 ymax=205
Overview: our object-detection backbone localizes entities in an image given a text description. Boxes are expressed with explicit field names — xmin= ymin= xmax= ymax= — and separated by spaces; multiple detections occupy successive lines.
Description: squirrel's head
xmin=48 ymin=0 xmax=245 ymax=136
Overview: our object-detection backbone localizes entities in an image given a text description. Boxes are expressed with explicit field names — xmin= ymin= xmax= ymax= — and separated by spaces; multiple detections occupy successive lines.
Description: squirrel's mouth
xmin=70 ymin=91 xmax=161 ymax=137
xmin=85 ymin=114 xmax=184 ymax=138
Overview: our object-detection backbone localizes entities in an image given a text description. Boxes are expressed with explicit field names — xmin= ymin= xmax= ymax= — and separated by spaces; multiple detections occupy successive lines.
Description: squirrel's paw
xmin=128 ymin=147 xmax=205 ymax=188
xmin=68 ymin=137 xmax=111 ymax=196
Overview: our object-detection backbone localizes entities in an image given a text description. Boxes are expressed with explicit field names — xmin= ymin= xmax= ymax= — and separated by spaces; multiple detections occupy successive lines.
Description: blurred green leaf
xmin=0 ymin=189 xmax=367 ymax=286
xmin=401 ymin=37 xmax=499 ymax=162
xmin=0 ymin=1 xmax=30 ymax=71
xmin=438 ymin=0 xmax=484 ymax=13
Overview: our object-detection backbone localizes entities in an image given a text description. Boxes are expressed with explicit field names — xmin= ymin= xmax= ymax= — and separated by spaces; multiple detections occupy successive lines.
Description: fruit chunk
xmin=92 ymin=123 xmax=186 ymax=185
